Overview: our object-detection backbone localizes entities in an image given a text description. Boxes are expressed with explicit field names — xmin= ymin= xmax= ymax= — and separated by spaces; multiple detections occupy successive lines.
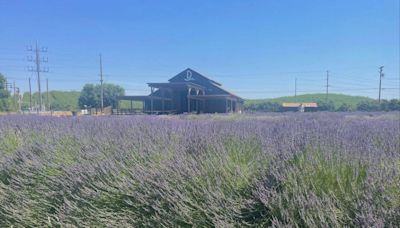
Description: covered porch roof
xmin=187 ymin=94 xmax=243 ymax=101
xmin=147 ymin=82 xmax=205 ymax=91
xmin=116 ymin=96 xmax=172 ymax=101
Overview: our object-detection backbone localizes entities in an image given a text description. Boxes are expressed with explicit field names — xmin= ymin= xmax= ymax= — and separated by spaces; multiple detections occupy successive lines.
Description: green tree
xmin=317 ymin=100 xmax=335 ymax=111
xmin=0 ymin=73 xmax=11 ymax=112
xmin=337 ymin=103 xmax=353 ymax=112
xmin=102 ymin=83 xmax=125 ymax=108
xmin=388 ymin=99 xmax=400 ymax=111
xmin=379 ymin=100 xmax=390 ymax=111
xmin=245 ymin=101 xmax=281 ymax=112
xmin=379 ymin=99 xmax=400 ymax=111
xmin=78 ymin=83 xmax=125 ymax=109
xmin=22 ymin=91 xmax=81 ymax=111
xmin=78 ymin=84 xmax=97 ymax=108
xmin=356 ymin=100 xmax=380 ymax=111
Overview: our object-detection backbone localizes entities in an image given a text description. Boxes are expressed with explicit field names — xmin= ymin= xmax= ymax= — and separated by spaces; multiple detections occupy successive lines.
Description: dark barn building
xmin=117 ymin=68 xmax=244 ymax=114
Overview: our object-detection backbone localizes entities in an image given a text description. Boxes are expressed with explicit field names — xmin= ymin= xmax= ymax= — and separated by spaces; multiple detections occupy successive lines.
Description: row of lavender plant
xmin=0 ymin=112 xmax=399 ymax=227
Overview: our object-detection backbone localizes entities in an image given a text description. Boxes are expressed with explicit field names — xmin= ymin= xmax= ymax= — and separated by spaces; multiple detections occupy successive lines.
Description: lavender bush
xmin=0 ymin=112 xmax=399 ymax=227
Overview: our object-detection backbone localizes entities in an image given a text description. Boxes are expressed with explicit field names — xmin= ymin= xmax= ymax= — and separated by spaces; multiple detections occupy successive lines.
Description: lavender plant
xmin=0 ymin=112 xmax=399 ymax=227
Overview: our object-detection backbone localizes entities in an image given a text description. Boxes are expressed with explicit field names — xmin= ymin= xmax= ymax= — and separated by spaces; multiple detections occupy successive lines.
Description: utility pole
xmin=29 ymin=77 xmax=32 ymax=111
xmin=13 ymin=81 xmax=16 ymax=109
xmin=27 ymin=41 xmax=48 ymax=112
xmin=99 ymin=54 xmax=104 ymax=113
xmin=378 ymin=66 xmax=384 ymax=103
xmin=325 ymin=70 xmax=329 ymax=102
xmin=46 ymin=78 xmax=49 ymax=111
xmin=17 ymin=88 xmax=21 ymax=113
xmin=294 ymin=78 xmax=297 ymax=101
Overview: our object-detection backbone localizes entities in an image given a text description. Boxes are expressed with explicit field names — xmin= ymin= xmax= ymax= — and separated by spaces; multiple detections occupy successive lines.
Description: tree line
xmin=245 ymin=99 xmax=400 ymax=112
xmin=0 ymin=73 xmax=13 ymax=112
xmin=1 ymin=72 xmax=399 ymax=113
xmin=0 ymin=72 xmax=125 ymax=112
xmin=78 ymin=83 xmax=125 ymax=109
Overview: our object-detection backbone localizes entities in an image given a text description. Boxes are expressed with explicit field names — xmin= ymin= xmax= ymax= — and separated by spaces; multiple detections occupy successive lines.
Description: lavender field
xmin=0 ymin=113 xmax=399 ymax=227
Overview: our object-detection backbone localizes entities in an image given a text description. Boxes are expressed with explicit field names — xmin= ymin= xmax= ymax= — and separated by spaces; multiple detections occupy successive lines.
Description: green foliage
xmin=246 ymin=93 xmax=373 ymax=110
xmin=181 ymin=138 xmax=268 ymax=226
xmin=245 ymin=101 xmax=281 ymax=112
xmin=356 ymin=100 xmax=381 ymax=111
xmin=337 ymin=103 xmax=353 ymax=112
xmin=317 ymin=100 xmax=335 ymax=111
xmin=202 ymin=138 xmax=266 ymax=194
xmin=118 ymin=100 xmax=143 ymax=109
xmin=78 ymin=83 xmax=125 ymax=108
xmin=379 ymin=99 xmax=400 ymax=111
xmin=245 ymin=93 xmax=400 ymax=112
xmin=0 ymin=73 xmax=11 ymax=112
xmin=49 ymin=91 xmax=80 ymax=111
xmin=78 ymin=84 xmax=96 ymax=109
xmin=385 ymin=169 xmax=400 ymax=210
xmin=269 ymin=150 xmax=368 ymax=226
xmin=22 ymin=91 xmax=81 ymax=111
xmin=0 ymin=130 xmax=23 ymax=155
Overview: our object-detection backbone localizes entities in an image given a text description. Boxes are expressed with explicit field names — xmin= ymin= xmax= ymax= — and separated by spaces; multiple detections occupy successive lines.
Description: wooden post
xmin=130 ymin=100 xmax=133 ymax=113
xmin=161 ymin=89 xmax=165 ymax=112
xmin=150 ymin=87 xmax=154 ymax=114
xmin=116 ymin=99 xmax=119 ymax=115
xmin=187 ymin=87 xmax=191 ymax=113
xmin=195 ymin=89 xmax=199 ymax=113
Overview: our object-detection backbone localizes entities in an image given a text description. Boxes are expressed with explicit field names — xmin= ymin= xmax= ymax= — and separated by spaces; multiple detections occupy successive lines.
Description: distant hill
xmin=22 ymin=91 xmax=81 ymax=111
xmin=245 ymin=93 xmax=374 ymax=110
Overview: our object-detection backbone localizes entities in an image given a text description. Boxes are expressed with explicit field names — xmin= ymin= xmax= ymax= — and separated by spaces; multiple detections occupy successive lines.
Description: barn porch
xmin=115 ymin=82 xmax=207 ymax=115
xmin=113 ymin=68 xmax=244 ymax=115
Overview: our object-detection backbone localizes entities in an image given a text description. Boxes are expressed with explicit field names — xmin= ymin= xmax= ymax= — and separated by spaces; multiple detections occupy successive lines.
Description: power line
xmin=46 ymin=78 xmax=50 ymax=111
xmin=378 ymin=66 xmax=384 ymax=103
xmin=27 ymin=41 xmax=48 ymax=111
xmin=13 ymin=81 xmax=16 ymax=108
xmin=29 ymin=77 xmax=32 ymax=111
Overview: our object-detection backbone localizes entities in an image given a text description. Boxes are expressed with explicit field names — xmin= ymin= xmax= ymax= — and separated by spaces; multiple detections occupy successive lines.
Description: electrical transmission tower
xmin=378 ymin=66 xmax=384 ymax=103
xmin=46 ymin=78 xmax=50 ymax=111
xmin=27 ymin=41 xmax=48 ymax=112
xmin=29 ymin=77 xmax=32 ymax=111
xmin=13 ymin=81 xmax=16 ymax=108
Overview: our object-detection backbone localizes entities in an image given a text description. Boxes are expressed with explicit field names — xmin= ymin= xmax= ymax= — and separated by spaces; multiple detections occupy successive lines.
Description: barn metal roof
xmin=117 ymin=96 xmax=172 ymax=101
xmin=187 ymin=94 xmax=243 ymax=100
xmin=147 ymin=82 xmax=205 ymax=90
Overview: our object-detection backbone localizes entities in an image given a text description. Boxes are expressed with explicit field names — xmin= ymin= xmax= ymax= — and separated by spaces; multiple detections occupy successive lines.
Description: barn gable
xmin=168 ymin=68 xmax=241 ymax=99
xmin=168 ymin=68 xmax=222 ymax=86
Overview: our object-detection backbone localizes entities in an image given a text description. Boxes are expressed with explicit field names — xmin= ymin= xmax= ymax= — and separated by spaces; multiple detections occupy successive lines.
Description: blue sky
xmin=0 ymin=0 xmax=399 ymax=99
